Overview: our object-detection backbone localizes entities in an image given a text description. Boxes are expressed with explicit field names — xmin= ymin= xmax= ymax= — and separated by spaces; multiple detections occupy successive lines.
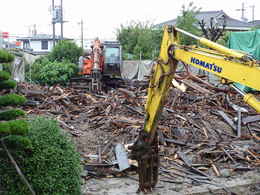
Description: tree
xmin=47 ymin=40 xmax=83 ymax=64
xmin=33 ymin=60 xmax=76 ymax=85
xmin=0 ymin=50 xmax=82 ymax=194
xmin=0 ymin=50 xmax=27 ymax=133
xmin=0 ymin=49 xmax=32 ymax=193
xmin=198 ymin=15 xmax=226 ymax=42
xmin=29 ymin=40 xmax=81 ymax=85
xmin=176 ymin=2 xmax=201 ymax=45
xmin=117 ymin=21 xmax=162 ymax=60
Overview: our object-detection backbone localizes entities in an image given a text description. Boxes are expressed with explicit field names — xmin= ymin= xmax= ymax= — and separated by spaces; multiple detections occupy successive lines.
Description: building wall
xmin=30 ymin=40 xmax=53 ymax=52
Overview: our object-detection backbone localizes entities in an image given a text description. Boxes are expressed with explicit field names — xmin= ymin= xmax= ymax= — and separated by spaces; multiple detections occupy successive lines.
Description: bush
xmin=27 ymin=56 xmax=49 ymax=82
xmin=0 ymin=49 xmax=14 ymax=63
xmin=0 ymin=71 xmax=11 ymax=81
xmin=48 ymin=40 xmax=83 ymax=64
xmin=0 ymin=79 xmax=17 ymax=89
xmin=0 ymin=94 xmax=26 ymax=107
xmin=0 ymin=109 xmax=25 ymax=120
xmin=32 ymin=60 xmax=76 ymax=85
xmin=0 ymin=119 xmax=28 ymax=135
xmin=0 ymin=117 xmax=82 ymax=195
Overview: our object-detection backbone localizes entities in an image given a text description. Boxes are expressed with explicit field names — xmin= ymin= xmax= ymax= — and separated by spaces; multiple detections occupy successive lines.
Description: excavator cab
xmin=71 ymin=39 xmax=123 ymax=92
xmin=103 ymin=41 xmax=122 ymax=78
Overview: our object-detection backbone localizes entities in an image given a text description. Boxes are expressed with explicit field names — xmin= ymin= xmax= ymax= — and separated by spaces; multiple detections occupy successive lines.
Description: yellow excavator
xmin=130 ymin=25 xmax=260 ymax=192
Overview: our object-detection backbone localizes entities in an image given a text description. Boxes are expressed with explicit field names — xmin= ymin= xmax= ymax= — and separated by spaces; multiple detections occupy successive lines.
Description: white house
xmin=17 ymin=34 xmax=72 ymax=55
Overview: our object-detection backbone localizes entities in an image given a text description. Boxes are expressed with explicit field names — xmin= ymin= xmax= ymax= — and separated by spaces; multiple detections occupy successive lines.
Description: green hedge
xmin=0 ymin=117 xmax=82 ymax=195
xmin=0 ymin=94 xmax=26 ymax=107
xmin=0 ymin=109 xmax=25 ymax=120
xmin=0 ymin=79 xmax=17 ymax=89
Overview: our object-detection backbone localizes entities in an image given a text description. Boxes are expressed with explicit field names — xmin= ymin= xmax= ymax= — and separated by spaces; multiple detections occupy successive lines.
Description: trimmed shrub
xmin=3 ymin=135 xmax=32 ymax=149
xmin=0 ymin=49 xmax=14 ymax=63
xmin=0 ymin=71 xmax=11 ymax=81
xmin=0 ymin=79 xmax=17 ymax=89
xmin=0 ymin=94 xmax=26 ymax=107
xmin=0 ymin=119 xmax=28 ymax=135
xmin=2 ymin=63 xmax=12 ymax=74
xmin=0 ymin=117 xmax=82 ymax=195
xmin=0 ymin=109 xmax=25 ymax=120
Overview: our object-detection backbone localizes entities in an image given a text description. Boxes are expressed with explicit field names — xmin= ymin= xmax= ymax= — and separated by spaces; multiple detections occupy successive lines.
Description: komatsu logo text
xmin=190 ymin=57 xmax=222 ymax=73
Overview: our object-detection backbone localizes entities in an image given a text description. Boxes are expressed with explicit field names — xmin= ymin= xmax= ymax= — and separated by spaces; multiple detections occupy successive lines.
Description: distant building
xmin=249 ymin=20 xmax=260 ymax=27
xmin=17 ymin=34 xmax=73 ymax=55
xmin=156 ymin=10 xmax=253 ymax=31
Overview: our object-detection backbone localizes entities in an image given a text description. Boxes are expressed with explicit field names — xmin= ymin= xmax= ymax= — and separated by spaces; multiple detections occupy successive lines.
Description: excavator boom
xmin=131 ymin=25 xmax=260 ymax=192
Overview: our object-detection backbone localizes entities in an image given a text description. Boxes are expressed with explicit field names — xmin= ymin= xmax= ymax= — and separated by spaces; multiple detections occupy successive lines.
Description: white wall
xmin=30 ymin=40 xmax=53 ymax=52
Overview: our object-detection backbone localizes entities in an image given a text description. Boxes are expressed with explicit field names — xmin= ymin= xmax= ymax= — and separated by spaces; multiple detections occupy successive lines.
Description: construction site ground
xmin=18 ymin=77 xmax=260 ymax=195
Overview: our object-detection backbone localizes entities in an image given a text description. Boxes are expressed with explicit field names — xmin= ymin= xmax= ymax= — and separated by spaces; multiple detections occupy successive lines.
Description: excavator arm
xmin=131 ymin=25 xmax=260 ymax=192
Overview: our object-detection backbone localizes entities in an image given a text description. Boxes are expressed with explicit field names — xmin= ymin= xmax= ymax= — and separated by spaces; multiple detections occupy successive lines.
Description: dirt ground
xmin=81 ymin=170 xmax=260 ymax=195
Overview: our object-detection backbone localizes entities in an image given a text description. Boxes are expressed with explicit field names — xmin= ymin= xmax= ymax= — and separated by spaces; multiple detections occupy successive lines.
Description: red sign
xmin=2 ymin=32 xmax=9 ymax=38
xmin=15 ymin=41 xmax=21 ymax=46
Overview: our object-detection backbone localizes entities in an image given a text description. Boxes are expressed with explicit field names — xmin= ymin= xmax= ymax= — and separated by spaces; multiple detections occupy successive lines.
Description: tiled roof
xmin=17 ymin=34 xmax=72 ymax=41
xmin=156 ymin=10 xmax=253 ymax=30
xmin=249 ymin=20 xmax=260 ymax=26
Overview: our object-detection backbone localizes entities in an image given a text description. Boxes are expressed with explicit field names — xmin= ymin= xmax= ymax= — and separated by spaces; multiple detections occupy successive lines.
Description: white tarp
xmin=12 ymin=57 xmax=25 ymax=82
xmin=121 ymin=60 xmax=153 ymax=81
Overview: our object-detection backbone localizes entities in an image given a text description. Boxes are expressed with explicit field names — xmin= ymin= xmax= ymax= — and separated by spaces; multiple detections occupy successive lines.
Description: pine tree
xmin=0 ymin=49 xmax=28 ymax=144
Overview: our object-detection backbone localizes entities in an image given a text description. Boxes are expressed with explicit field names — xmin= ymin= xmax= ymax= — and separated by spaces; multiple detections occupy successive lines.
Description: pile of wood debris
xmin=17 ymin=77 xmax=260 ymax=188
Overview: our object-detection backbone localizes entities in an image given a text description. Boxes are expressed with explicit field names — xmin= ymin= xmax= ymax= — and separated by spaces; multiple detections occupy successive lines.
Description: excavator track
xmin=70 ymin=76 xmax=126 ymax=92
xmin=70 ymin=76 xmax=93 ymax=91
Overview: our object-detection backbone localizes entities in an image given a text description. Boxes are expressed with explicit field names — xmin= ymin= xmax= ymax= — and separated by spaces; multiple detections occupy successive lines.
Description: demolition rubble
xmin=18 ymin=75 xmax=260 ymax=194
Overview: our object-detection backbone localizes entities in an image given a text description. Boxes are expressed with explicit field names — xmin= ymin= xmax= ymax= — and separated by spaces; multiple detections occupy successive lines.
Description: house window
xmin=41 ymin=40 xmax=48 ymax=50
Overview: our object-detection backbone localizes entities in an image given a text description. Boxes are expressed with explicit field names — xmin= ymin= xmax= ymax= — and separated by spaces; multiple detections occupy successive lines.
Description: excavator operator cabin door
xmin=103 ymin=41 xmax=122 ymax=77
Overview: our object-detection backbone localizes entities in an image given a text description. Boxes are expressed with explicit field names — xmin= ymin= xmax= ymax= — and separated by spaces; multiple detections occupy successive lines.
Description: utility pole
xmin=80 ymin=19 xmax=84 ymax=49
xmin=52 ymin=0 xmax=56 ymax=47
xmin=250 ymin=5 xmax=255 ymax=22
xmin=236 ymin=2 xmax=247 ymax=21
xmin=60 ymin=0 xmax=63 ymax=40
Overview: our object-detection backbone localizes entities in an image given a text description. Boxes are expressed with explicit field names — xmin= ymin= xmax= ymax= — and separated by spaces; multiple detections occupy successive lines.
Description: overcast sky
xmin=0 ymin=0 xmax=259 ymax=40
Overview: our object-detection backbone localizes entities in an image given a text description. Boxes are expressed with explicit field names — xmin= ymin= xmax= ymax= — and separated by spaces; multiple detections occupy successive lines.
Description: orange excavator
xmin=72 ymin=38 xmax=122 ymax=92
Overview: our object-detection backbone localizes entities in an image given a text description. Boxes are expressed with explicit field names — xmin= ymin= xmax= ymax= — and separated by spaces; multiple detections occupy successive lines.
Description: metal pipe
xmin=60 ymin=0 xmax=63 ymax=40
xmin=174 ymin=26 xmax=246 ymax=60
xmin=231 ymin=84 xmax=246 ymax=96
xmin=52 ymin=0 xmax=55 ymax=47
xmin=174 ymin=27 xmax=200 ymax=40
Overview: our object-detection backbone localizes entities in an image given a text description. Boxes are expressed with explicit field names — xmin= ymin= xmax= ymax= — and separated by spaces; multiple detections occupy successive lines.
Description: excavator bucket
xmin=130 ymin=131 xmax=159 ymax=192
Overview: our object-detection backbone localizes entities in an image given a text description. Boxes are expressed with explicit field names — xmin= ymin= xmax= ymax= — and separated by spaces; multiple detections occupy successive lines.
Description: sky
xmin=0 ymin=0 xmax=259 ymax=41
